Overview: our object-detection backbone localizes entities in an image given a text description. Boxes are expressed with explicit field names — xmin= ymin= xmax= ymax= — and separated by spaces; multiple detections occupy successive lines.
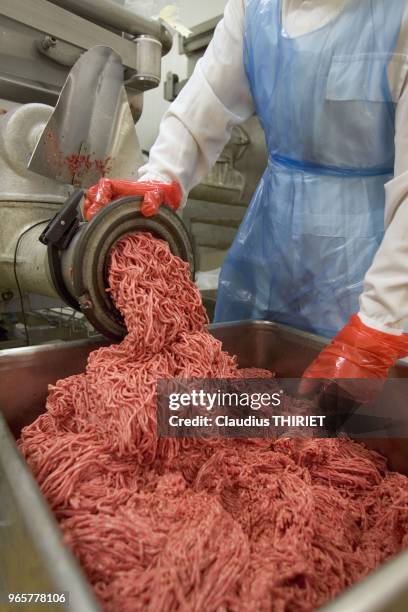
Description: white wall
xmin=177 ymin=0 xmax=228 ymax=25
xmin=136 ymin=0 xmax=228 ymax=152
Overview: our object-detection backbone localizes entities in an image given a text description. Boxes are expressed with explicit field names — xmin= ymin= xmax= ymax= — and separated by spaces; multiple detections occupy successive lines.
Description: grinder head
xmin=44 ymin=194 xmax=195 ymax=339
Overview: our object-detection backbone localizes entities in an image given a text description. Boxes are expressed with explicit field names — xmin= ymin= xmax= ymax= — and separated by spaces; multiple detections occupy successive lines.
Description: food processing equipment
xmin=0 ymin=0 xmax=198 ymax=345
xmin=1 ymin=321 xmax=408 ymax=611
xmin=28 ymin=190 xmax=194 ymax=339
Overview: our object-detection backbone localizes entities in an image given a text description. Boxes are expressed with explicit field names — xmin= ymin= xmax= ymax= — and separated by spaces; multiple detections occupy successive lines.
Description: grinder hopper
xmin=28 ymin=46 xmax=143 ymax=188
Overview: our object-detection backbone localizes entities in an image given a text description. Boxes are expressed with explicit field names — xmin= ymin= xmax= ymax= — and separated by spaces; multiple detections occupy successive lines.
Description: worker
xmin=86 ymin=0 xmax=408 ymax=382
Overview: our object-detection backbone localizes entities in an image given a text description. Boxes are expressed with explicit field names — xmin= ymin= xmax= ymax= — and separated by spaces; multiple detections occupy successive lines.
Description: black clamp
xmin=39 ymin=189 xmax=84 ymax=250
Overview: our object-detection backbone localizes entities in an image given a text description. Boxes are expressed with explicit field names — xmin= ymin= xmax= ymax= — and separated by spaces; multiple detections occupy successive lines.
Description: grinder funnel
xmin=28 ymin=46 xmax=143 ymax=188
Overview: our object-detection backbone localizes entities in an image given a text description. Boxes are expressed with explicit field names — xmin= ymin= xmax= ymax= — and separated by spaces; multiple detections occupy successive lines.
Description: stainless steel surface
xmin=0 ymin=337 xmax=107 ymax=436
xmin=0 ymin=0 xmax=171 ymax=106
xmin=0 ymin=215 xmax=56 ymax=298
xmin=0 ymin=105 xmax=72 ymax=204
xmin=0 ymin=414 xmax=101 ymax=611
xmin=0 ymin=302 xmax=97 ymax=349
xmin=1 ymin=0 xmax=147 ymax=80
xmin=125 ymin=36 xmax=162 ymax=91
xmin=0 ymin=195 xmax=194 ymax=340
xmin=0 ymin=0 xmax=171 ymax=345
xmin=320 ymin=549 xmax=408 ymax=612
xmin=59 ymin=197 xmax=196 ymax=339
xmin=0 ymin=203 xmax=59 ymax=296
xmin=210 ymin=320 xmax=331 ymax=374
xmin=1 ymin=321 xmax=408 ymax=611
xmin=28 ymin=47 xmax=142 ymax=188
xmin=36 ymin=36 xmax=82 ymax=68
xmin=47 ymin=0 xmax=172 ymax=55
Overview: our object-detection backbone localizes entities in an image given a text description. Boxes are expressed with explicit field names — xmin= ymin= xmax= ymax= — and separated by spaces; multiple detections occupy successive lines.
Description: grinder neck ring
xmin=49 ymin=196 xmax=195 ymax=340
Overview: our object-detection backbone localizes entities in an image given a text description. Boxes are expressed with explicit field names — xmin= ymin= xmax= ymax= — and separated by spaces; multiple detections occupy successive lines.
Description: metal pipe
xmin=0 ymin=204 xmax=60 ymax=299
xmin=47 ymin=0 xmax=173 ymax=55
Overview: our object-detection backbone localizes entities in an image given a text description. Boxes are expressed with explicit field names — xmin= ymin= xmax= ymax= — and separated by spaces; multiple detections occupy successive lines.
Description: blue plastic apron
xmin=214 ymin=0 xmax=406 ymax=337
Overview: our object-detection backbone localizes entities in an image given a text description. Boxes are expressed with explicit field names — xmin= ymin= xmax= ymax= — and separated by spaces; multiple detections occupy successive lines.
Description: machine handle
xmin=39 ymin=189 xmax=84 ymax=249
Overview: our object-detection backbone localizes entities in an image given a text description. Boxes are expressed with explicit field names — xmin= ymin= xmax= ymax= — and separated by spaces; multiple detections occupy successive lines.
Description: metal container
xmin=1 ymin=321 xmax=408 ymax=611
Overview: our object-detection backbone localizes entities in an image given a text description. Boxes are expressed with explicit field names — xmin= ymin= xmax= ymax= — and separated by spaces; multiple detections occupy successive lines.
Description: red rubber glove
xmin=83 ymin=178 xmax=183 ymax=220
xmin=299 ymin=314 xmax=408 ymax=399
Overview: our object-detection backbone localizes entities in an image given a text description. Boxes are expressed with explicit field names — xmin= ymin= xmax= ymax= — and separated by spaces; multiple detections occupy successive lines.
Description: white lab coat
xmin=139 ymin=0 xmax=408 ymax=335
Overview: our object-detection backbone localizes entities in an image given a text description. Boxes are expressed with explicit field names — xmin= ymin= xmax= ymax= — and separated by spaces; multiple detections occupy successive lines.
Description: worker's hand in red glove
xmin=83 ymin=178 xmax=183 ymax=221
xmin=299 ymin=314 xmax=408 ymax=403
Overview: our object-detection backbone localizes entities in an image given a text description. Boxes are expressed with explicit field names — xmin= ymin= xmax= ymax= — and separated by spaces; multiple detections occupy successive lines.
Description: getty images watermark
xmin=156 ymin=378 xmax=408 ymax=439
xmin=167 ymin=388 xmax=325 ymax=429
xmin=157 ymin=378 xmax=329 ymax=438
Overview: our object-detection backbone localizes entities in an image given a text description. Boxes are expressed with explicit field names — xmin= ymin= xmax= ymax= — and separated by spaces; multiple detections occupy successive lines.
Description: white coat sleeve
xmin=138 ymin=0 xmax=254 ymax=197
xmin=359 ymin=59 xmax=408 ymax=334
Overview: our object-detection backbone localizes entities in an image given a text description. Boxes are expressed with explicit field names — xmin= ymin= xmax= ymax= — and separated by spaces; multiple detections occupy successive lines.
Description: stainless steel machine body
xmin=0 ymin=190 xmax=195 ymax=340
xmin=27 ymin=46 xmax=145 ymax=187
xmin=0 ymin=104 xmax=195 ymax=340
xmin=0 ymin=1 xmax=183 ymax=345
xmin=56 ymin=195 xmax=195 ymax=339
xmin=0 ymin=0 xmax=170 ymax=107
xmin=0 ymin=424 xmax=100 ymax=612
xmin=0 ymin=321 xmax=408 ymax=611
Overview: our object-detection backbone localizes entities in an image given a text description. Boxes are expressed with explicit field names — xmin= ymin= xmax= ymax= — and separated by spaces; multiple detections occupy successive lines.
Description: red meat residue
xmin=44 ymin=130 xmax=113 ymax=178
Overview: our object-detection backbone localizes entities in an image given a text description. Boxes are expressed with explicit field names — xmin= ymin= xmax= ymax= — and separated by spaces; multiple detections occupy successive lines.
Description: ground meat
xmin=19 ymin=233 xmax=408 ymax=611
xmin=236 ymin=367 xmax=275 ymax=378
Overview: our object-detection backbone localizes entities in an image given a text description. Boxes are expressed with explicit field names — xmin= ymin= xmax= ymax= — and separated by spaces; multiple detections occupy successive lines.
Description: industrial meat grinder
xmin=0 ymin=40 xmax=195 ymax=342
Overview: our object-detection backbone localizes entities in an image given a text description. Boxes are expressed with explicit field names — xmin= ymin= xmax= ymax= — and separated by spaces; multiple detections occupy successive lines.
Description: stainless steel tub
xmin=0 ymin=320 xmax=408 ymax=611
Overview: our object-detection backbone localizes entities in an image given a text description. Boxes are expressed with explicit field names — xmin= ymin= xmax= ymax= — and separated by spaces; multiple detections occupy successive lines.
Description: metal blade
xmin=28 ymin=46 xmax=143 ymax=188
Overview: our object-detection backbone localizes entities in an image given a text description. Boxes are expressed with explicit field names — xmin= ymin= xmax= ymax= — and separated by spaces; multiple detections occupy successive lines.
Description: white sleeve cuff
xmin=137 ymin=169 xmax=172 ymax=184
xmin=358 ymin=312 xmax=404 ymax=336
